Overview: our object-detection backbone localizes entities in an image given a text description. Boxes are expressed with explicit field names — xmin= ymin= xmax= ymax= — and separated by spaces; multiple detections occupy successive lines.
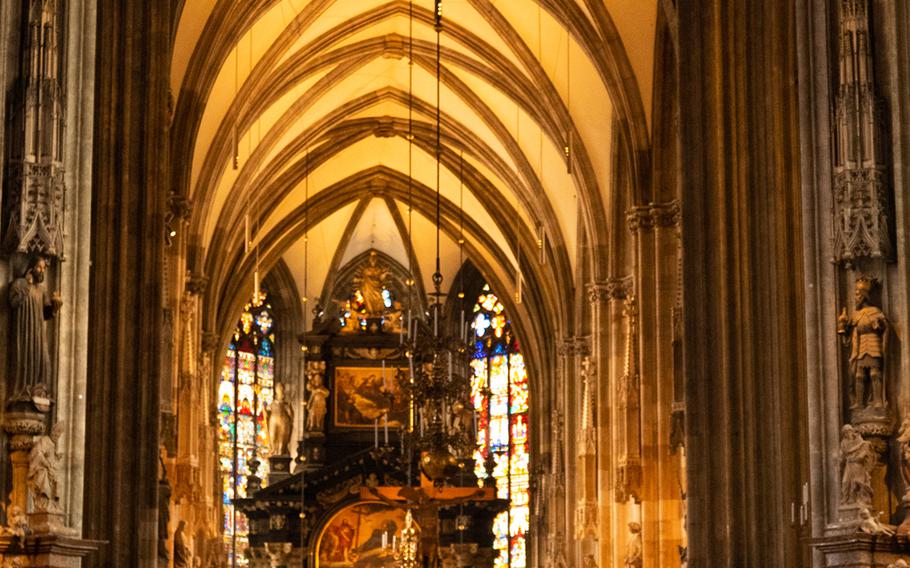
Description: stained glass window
xmin=470 ymin=285 xmax=529 ymax=568
xmin=218 ymin=291 xmax=275 ymax=566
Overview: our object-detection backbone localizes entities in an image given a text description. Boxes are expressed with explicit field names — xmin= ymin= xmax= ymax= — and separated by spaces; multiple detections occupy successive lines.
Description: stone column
xmin=587 ymin=280 xmax=628 ymax=567
xmin=3 ymin=404 xmax=46 ymax=514
xmin=553 ymin=336 xmax=580 ymax=568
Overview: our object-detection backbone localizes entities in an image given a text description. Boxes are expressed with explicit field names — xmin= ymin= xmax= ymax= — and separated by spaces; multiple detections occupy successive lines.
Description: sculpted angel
xmin=28 ymin=421 xmax=64 ymax=513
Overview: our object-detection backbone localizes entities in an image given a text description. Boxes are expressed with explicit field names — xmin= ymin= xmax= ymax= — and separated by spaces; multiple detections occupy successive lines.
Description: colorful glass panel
xmin=217 ymin=292 xmax=276 ymax=566
xmin=470 ymin=284 xmax=530 ymax=567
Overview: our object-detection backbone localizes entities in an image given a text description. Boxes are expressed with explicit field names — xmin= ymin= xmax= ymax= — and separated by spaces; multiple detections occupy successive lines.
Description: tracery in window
xmin=470 ymin=284 xmax=529 ymax=568
xmin=217 ymin=291 xmax=275 ymax=565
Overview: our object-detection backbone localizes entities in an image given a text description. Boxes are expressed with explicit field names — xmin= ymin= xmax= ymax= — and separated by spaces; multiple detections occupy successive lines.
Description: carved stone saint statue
xmin=173 ymin=520 xmax=191 ymax=568
xmin=839 ymin=424 xmax=875 ymax=506
xmin=9 ymin=255 xmax=62 ymax=398
xmin=624 ymin=522 xmax=643 ymax=568
xmin=353 ymin=250 xmax=389 ymax=317
xmin=838 ymin=276 xmax=888 ymax=410
xmin=28 ymin=421 xmax=64 ymax=513
xmin=266 ymin=383 xmax=294 ymax=456
xmin=898 ymin=419 xmax=910 ymax=504
xmin=306 ymin=371 xmax=330 ymax=432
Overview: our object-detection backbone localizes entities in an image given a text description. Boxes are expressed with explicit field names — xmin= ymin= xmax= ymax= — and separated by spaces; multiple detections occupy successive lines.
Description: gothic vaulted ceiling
xmin=169 ymin=0 xmax=656 ymax=339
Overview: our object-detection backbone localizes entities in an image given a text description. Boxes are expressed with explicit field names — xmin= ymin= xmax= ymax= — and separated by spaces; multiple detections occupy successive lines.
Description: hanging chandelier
xmin=397 ymin=0 xmax=477 ymax=486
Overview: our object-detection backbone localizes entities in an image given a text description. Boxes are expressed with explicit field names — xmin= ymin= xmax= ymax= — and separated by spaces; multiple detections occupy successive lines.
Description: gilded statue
xmin=353 ymin=251 xmax=390 ymax=317
xmin=306 ymin=370 xmax=330 ymax=432
xmin=9 ymin=255 xmax=62 ymax=399
xmin=28 ymin=421 xmax=64 ymax=513
xmin=839 ymin=424 xmax=875 ymax=505
xmin=838 ymin=276 xmax=888 ymax=410
xmin=266 ymin=383 xmax=294 ymax=456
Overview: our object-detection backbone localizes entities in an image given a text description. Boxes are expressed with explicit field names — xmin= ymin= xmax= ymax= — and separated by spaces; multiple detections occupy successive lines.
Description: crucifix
xmin=360 ymin=473 xmax=497 ymax=566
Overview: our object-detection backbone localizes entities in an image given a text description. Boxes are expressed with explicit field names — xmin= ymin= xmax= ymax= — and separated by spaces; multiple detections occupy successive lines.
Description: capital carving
xmin=185 ymin=271 xmax=208 ymax=296
xmin=587 ymin=277 xmax=632 ymax=304
xmin=626 ymin=201 xmax=680 ymax=234
xmin=558 ymin=336 xmax=591 ymax=358
xmin=201 ymin=332 xmax=220 ymax=354
xmin=626 ymin=206 xmax=653 ymax=233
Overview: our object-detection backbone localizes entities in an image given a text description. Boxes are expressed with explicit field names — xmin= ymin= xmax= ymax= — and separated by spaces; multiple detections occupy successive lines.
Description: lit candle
xmin=384 ymin=412 xmax=389 ymax=446
xmin=382 ymin=531 xmax=388 ymax=548
xmin=374 ymin=418 xmax=379 ymax=448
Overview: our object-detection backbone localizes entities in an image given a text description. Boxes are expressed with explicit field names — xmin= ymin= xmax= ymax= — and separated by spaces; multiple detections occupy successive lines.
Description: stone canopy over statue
xmin=9 ymin=255 xmax=62 ymax=401
xmin=838 ymin=275 xmax=888 ymax=413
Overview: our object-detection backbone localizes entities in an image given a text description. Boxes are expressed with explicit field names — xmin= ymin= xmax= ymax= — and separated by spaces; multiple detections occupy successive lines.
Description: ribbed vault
xmin=169 ymin=0 xmax=656 ymax=386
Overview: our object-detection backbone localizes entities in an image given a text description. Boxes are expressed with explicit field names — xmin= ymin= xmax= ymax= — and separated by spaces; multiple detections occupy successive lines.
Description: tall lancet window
xmin=217 ymin=291 xmax=276 ymax=565
xmin=470 ymin=284 xmax=530 ymax=568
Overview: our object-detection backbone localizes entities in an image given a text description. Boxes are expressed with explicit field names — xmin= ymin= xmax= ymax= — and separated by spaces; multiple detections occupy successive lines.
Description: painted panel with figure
xmin=333 ymin=366 xmax=407 ymax=428
xmin=317 ymin=502 xmax=406 ymax=567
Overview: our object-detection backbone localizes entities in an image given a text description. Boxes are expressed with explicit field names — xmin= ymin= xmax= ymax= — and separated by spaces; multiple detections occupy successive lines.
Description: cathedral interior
xmin=0 ymin=1 xmax=908 ymax=567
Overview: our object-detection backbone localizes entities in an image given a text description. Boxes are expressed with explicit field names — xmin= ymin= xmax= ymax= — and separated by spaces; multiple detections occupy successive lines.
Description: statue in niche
xmin=306 ymin=370 xmax=330 ymax=432
xmin=897 ymin=419 xmax=910 ymax=503
xmin=28 ymin=421 xmax=64 ymax=513
xmin=624 ymin=522 xmax=643 ymax=568
xmin=838 ymin=275 xmax=888 ymax=410
xmin=173 ymin=520 xmax=191 ymax=568
xmin=353 ymin=251 xmax=390 ymax=317
xmin=9 ymin=255 xmax=62 ymax=400
xmin=266 ymin=382 xmax=294 ymax=455
xmin=158 ymin=446 xmax=171 ymax=566
xmin=839 ymin=424 xmax=875 ymax=505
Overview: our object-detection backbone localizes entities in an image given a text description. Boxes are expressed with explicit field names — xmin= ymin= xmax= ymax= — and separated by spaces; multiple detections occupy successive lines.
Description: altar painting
xmin=333 ymin=366 xmax=407 ymax=428
xmin=316 ymin=502 xmax=405 ymax=567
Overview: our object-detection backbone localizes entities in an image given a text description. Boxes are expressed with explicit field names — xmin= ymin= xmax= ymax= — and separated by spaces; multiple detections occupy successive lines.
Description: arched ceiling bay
xmin=170 ymin=0 xmax=656 ymax=338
